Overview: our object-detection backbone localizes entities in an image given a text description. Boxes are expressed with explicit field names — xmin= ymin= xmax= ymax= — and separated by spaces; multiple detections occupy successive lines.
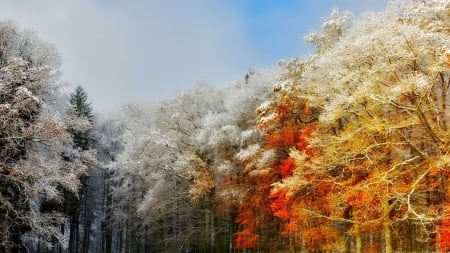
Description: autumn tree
xmin=234 ymin=9 xmax=354 ymax=252
xmin=268 ymin=1 xmax=450 ymax=252
xmin=250 ymin=58 xmax=338 ymax=252
xmin=193 ymin=69 xmax=276 ymax=252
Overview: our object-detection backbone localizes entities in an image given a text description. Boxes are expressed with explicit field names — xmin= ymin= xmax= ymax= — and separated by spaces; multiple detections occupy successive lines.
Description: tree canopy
xmin=3 ymin=0 xmax=450 ymax=252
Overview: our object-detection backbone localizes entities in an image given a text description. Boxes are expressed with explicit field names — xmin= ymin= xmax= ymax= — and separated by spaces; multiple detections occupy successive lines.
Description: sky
xmin=0 ymin=0 xmax=388 ymax=114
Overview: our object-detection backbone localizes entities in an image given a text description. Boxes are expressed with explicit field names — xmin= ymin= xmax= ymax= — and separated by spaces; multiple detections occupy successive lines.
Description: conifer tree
xmin=66 ymin=86 xmax=96 ymax=253
xmin=69 ymin=85 xmax=94 ymax=150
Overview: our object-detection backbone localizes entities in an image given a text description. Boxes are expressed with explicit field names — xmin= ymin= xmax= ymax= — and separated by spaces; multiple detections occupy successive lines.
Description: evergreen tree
xmin=70 ymin=86 xmax=93 ymax=122
xmin=69 ymin=85 xmax=94 ymax=150
xmin=66 ymin=85 xmax=96 ymax=253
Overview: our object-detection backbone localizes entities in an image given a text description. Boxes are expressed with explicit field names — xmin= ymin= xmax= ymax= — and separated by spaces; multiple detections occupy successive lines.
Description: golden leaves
xmin=445 ymin=50 xmax=450 ymax=69
xmin=186 ymin=154 xmax=215 ymax=202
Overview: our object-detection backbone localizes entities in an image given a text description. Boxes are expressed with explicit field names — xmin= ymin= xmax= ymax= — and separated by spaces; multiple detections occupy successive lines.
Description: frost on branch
xmin=65 ymin=111 xmax=92 ymax=134
xmin=305 ymin=8 xmax=353 ymax=53
xmin=236 ymin=144 xmax=260 ymax=163
xmin=0 ymin=21 xmax=90 ymax=251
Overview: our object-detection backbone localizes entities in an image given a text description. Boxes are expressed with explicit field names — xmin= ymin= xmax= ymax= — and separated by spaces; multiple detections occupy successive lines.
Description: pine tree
xmin=69 ymin=85 xmax=94 ymax=150
xmin=70 ymin=86 xmax=93 ymax=122
xmin=67 ymin=85 xmax=96 ymax=253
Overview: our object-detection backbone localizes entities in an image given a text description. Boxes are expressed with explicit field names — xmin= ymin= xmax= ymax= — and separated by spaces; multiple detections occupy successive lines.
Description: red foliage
xmin=346 ymin=190 xmax=379 ymax=209
xmin=297 ymin=124 xmax=315 ymax=152
xmin=234 ymin=227 xmax=259 ymax=249
xmin=235 ymin=206 xmax=260 ymax=249
xmin=234 ymin=171 xmax=274 ymax=249
xmin=266 ymin=127 xmax=296 ymax=146
xmin=296 ymin=139 xmax=308 ymax=151
xmin=347 ymin=191 xmax=366 ymax=206
xmin=267 ymin=131 xmax=278 ymax=145
xmin=438 ymin=208 xmax=450 ymax=252
xmin=267 ymin=125 xmax=316 ymax=150
xmin=315 ymin=182 xmax=332 ymax=197
xmin=279 ymin=157 xmax=295 ymax=178
xmin=236 ymin=96 xmax=319 ymax=250
xmin=276 ymin=104 xmax=292 ymax=123
xmin=302 ymin=124 xmax=315 ymax=137
xmin=269 ymin=190 xmax=292 ymax=220
xmin=281 ymin=129 xmax=295 ymax=146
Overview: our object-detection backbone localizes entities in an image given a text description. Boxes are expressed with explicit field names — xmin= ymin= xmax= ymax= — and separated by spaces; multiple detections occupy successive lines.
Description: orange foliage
xmin=234 ymin=171 xmax=275 ymax=249
xmin=276 ymin=104 xmax=292 ymax=123
xmin=301 ymin=226 xmax=341 ymax=251
xmin=266 ymin=127 xmax=296 ymax=146
xmin=267 ymin=131 xmax=279 ymax=145
xmin=236 ymin=87 xmax=320 ymax=250
xmin=269 ymin=190 xmax=292 ymax=220
xmin=281 ymin=218 xmax=299 ymax=236
xmin=281 ymin=129 xmax=295 ymax=145
xmin=279 ymin=157 xmax=295 ymax=178
xmin=261 ymin=122 xmax=319 ymax=248
xmin=347 ymin=191 xmax=366 ymax=205
xmin=234 ymin=227 xmax=259 ymax=249
xmin=297 ymin=124 xmax=314 ymax=149
xmin=267 ymin=124 xmax=315 ymax=150
xmin=235 ymin=207 xmax=260 ymax=249
xmin=438 ymin=207 xmax=450 ymax=252
xmin=315 ymin=182 xmax=332 ymax=198
xmin=445 ymin=52 xmax=450 ymax=69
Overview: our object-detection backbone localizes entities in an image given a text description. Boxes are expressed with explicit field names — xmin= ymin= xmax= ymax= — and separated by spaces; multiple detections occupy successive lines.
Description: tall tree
xmin=260 ymin=1 xmax=450 ymax=252
xmin=66 ymin=85 xmax=96 ymax=253
xmin=0 ymin=21 xmax=95 ymax=252
xmin=69 ymin=85 xmax=93 ymax=150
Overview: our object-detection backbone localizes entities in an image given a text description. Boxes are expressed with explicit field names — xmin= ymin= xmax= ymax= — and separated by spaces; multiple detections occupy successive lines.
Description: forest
xmin=1 ymin=0 xmax=450 ymax=253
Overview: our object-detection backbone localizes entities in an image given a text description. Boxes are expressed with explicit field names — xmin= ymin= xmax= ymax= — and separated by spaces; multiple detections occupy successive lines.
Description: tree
xmin=60 ymin=85 xmax=97 ymax=253
xmin=91 ymin=119 xmax=124 ymax=253
xmin=69 ymin=85 xmax=93 ymax=150
xmin=109 ymin=70 xmax=276 ymax=252
xmin=264 ymin=1 xmax=450 ymax=252
xmin=304 ymin=8 xmax=352 ymax=54
xmin=0 ymin=21 xmax=94 ymax=252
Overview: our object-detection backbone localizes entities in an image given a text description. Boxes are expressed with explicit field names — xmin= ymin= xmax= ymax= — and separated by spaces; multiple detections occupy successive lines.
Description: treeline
xmin=2 ymin=0 xmax=450 ymax=253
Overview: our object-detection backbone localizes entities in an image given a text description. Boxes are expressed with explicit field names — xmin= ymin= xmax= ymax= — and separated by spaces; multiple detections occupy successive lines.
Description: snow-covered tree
xmin=253 ymin=1 xmax=450 ymax=252
xmin=68 ymin=85 xmax=93 ymax=150
xmin=0 ymin=21 xmax=95 ymax=252
xmin=304 ymin=8 xmax=352 ymax=54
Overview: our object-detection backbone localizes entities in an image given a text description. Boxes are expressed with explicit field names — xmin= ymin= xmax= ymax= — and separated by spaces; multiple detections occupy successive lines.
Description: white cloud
xmin=0 ymin=0 xmax=256 ymax=114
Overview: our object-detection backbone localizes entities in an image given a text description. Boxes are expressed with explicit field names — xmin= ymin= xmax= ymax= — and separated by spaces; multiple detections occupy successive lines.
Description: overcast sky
xmin=0 ymin=0 xmax=387 ymax=114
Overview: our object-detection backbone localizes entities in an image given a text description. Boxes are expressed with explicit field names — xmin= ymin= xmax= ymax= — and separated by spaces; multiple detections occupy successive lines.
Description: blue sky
xmin=0 ymin=0 xmax=387 ymax=114
xmin=230 ymin=0 xmax=387 ymax=61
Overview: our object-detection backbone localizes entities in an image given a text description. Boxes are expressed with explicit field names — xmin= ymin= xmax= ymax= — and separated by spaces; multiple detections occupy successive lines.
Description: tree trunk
xmin=69 ymin=210 xmax=79 ymax=253
xmin=83 ymin=218 xmax=91 ymax=253
xmin=438 ymin=72 xmax=448 ymax=132
xmin=11 ymin=233 xmax=25 ymax=253
xmin=210 ymin=210 xmax=216 ymax=253
xmin=382 ymin=195 xmax=393 ymax=253
xmin=102 ymin=169 xmax=113 ymax=253
xmin=354 ymin=224 xmax=362 ymax=253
